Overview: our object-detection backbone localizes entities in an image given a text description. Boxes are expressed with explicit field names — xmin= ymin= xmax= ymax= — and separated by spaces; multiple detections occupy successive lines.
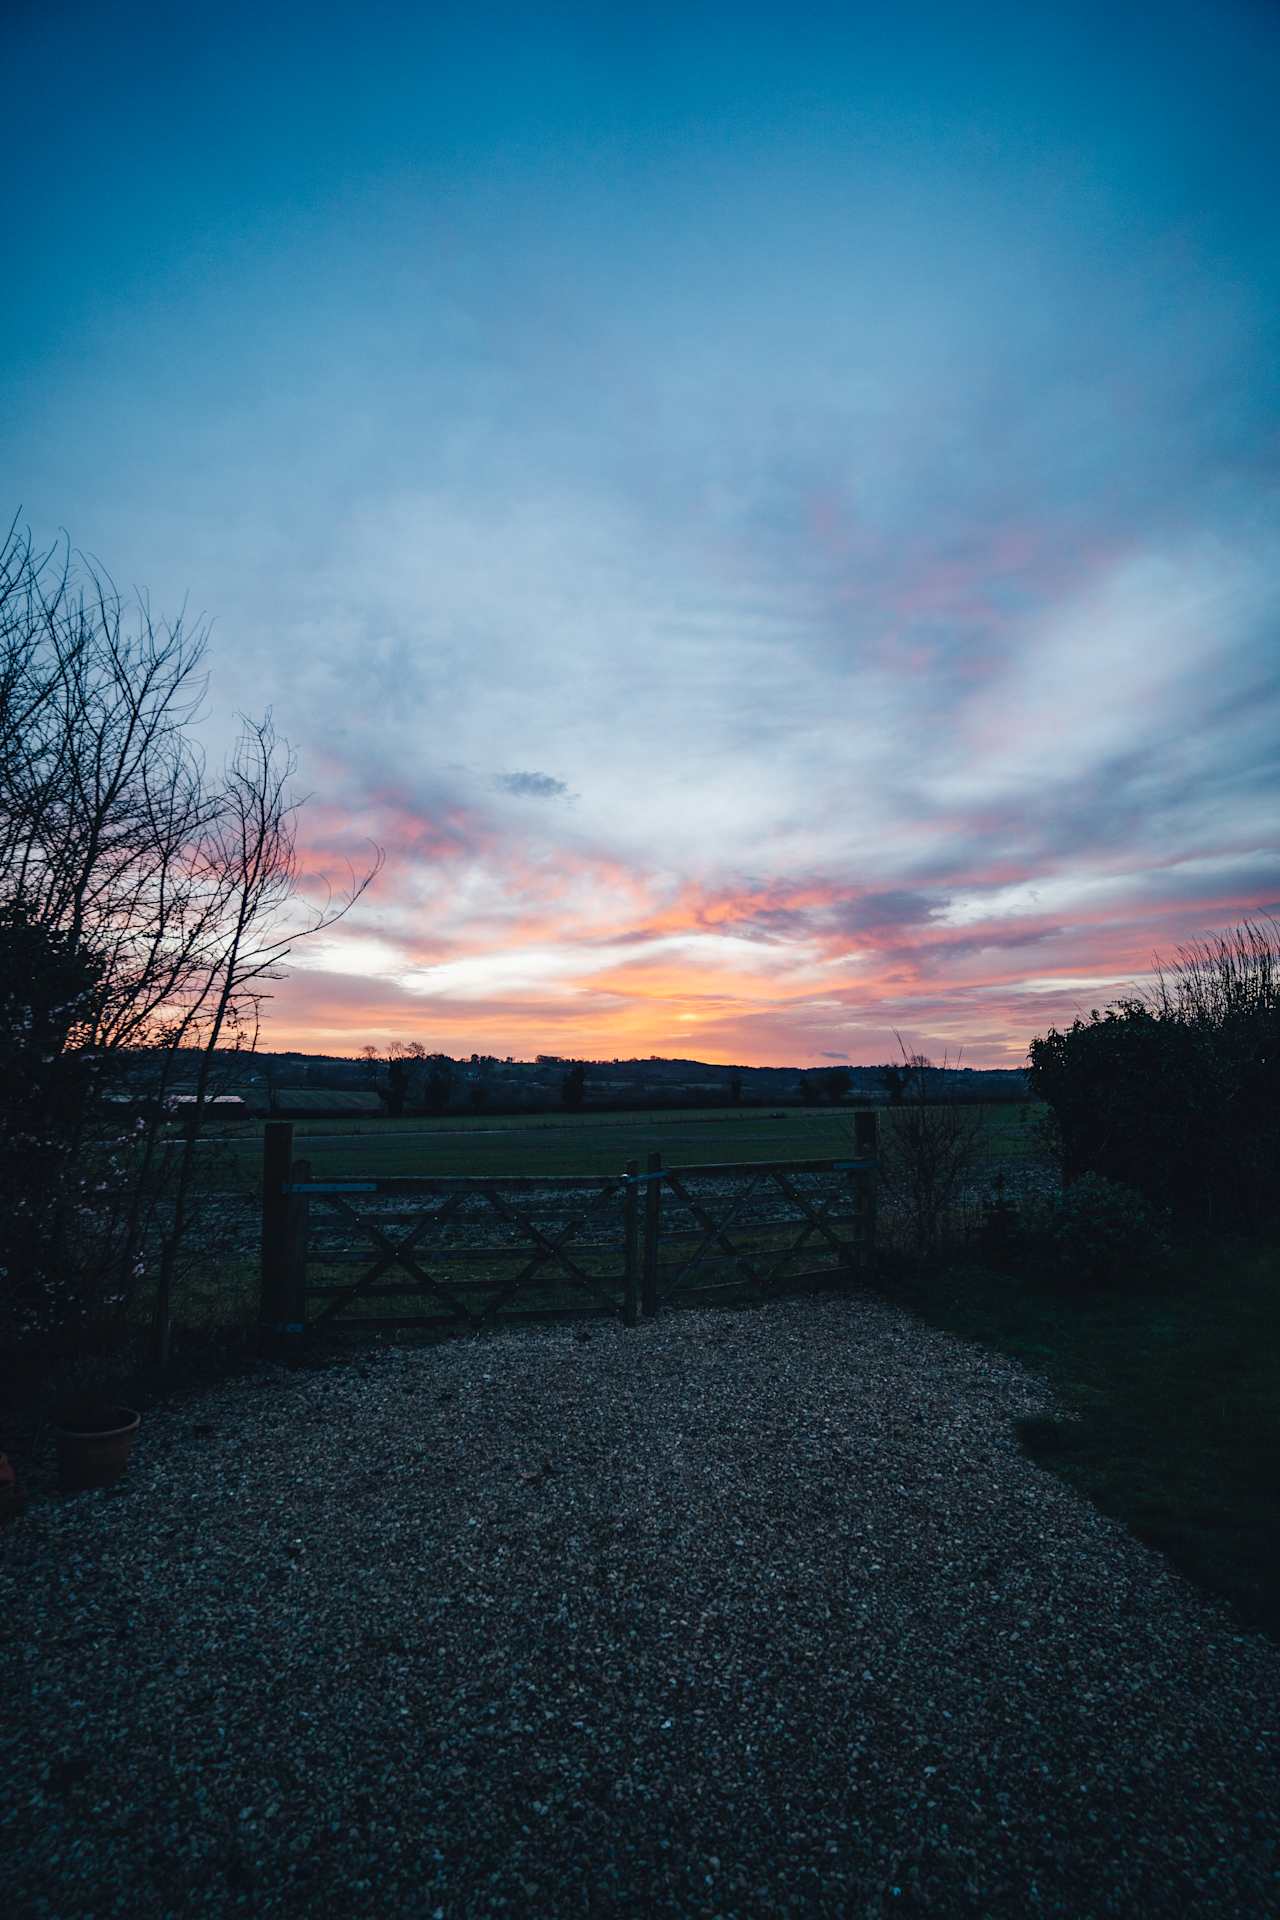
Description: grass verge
xmin=876 ymin=1236 xmax=1280 ymax=1643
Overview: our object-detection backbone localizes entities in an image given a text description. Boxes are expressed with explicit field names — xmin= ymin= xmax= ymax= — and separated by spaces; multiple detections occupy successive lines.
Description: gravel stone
xmin=3 ymin=1293 xmax=1278 ymax=1917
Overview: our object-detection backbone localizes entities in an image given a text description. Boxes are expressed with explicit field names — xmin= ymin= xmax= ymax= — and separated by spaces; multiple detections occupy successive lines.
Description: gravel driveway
xmin=4 ymin=1295 xmax=1278 ymax=1918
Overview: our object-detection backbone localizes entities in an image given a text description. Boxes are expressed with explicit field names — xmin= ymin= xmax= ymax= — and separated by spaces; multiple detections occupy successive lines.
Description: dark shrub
xmin=1029 ymin=920 xmax=1280 ymax=1229
xmin=0 ymin=905 xmax=117 ymax=1344
xmin=1040 ymin=1174 xmax=1173 ymax=1293
xmin=1028 ymin=1001 xmax=1197 ymax=1205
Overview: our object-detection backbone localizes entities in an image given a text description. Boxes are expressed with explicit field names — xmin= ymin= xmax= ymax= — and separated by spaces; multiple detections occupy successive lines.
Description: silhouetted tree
xmin=0 ymin=517 xmax=381 ymax=1360
xmin=363 ymin=1045 xmax=410 ymax=1114
xmin=0 ymin=906 xmax=108 ymax=1341
xmin=385 ymin=1056 xmax=411 ymax=1117
xmin=422 ymin=1054 xmax=454 ymax=1114
xmin=876 ymin=1039 xmax=984 ymax=1256
xmin=561 ymin=1062 xmax=586 ymax=1110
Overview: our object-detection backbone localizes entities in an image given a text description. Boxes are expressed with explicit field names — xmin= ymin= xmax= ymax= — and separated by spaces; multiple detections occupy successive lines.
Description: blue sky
xmin=5 ymin=1 xmax=1278 ymax=1063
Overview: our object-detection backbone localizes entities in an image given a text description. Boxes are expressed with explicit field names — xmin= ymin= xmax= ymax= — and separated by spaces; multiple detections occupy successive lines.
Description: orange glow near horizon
xmin=240 ymin=775 xmax=1280 ymax=1070
xmin=253 ymin=851 xmax=1275 ymax=1067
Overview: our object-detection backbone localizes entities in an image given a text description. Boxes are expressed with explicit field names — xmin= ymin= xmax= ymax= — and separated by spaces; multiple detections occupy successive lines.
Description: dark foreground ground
xmin=3 ymin=1295 xmax=1277 ymax=1918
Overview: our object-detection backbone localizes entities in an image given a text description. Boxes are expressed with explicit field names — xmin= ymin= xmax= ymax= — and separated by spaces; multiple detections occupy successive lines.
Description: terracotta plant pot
xmin=54 ymin=1403 xmax=140 ymax=1492
xmin=0 ymin=1452 xmax=22 ymax=1520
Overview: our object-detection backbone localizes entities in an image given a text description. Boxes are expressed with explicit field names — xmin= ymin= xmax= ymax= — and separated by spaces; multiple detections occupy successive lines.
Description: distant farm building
xmin=166 ymin=1094 xmax=250 ymax=1113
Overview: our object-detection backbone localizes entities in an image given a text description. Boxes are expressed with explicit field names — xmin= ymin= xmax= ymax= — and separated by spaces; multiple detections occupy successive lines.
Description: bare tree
xmin=149 ymin=715 xmax=381 ymax=1361
xmin=361 ymin=1040 xmax=420 ymax=1115
xmin=0 ymin=521 xmax=217 ymax=1344
xmin=874 ymin=1037 xmax=986 ymax=1257
xmin=0 ymin=518 xmax=381 ymax=1363
xmin=0 ymin=518 xmax=219 ymax=1047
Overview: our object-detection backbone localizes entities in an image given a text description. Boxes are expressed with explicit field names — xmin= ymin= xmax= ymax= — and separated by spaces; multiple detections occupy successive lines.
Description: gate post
xmin=623 ymin=1160 xmax=640 ymax=1326
xmin=853 ymin=1110 xmax=878 ymax=1273
xmin=260 ymin=1121 xmax=293 ymax=1350
xmin=643 ymin=1152 xmax=662 ymax=1317
xmin=286 ymin=1157 xmax=311 ymax=1342
xmin=261 ymin=1123 xmax=308 ymax=1354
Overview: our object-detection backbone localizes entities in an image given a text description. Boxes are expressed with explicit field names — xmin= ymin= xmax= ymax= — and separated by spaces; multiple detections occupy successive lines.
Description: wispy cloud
xmin=6 ymin=3 xmax=1279 ymax=1064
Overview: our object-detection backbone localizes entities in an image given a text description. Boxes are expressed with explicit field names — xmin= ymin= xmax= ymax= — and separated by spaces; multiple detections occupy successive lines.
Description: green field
xmin=196 ymin=1100 xmax=1042 ymax=1194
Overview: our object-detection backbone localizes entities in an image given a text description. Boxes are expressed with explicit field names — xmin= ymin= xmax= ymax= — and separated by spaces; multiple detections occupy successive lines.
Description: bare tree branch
xmin=0 ymin=520 xmax=383 ymax=1363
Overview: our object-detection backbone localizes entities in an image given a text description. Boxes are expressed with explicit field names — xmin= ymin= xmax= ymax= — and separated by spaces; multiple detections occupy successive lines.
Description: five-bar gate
xmin=260 ymin=1115 xmax=878 ymax=1345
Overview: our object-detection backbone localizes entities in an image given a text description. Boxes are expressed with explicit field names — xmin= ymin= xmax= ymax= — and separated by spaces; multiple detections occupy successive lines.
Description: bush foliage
xmin=1038 ymin=1173 xmax=1173 ymax=1293
xmin=1029 ymin=920 xmax=1280 ymax=1230
xmin=0 ymin=906 xmax=117 ymax=1341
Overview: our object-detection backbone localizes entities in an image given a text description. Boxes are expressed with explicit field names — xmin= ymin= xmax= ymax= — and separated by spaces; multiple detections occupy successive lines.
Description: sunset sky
xmin=5 ymin=2 xmax=1278 ymax=1066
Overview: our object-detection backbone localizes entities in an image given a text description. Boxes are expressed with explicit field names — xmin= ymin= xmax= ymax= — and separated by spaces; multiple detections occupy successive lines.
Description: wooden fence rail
xmin=259 ymin=1115 xmax=878 ymax=1349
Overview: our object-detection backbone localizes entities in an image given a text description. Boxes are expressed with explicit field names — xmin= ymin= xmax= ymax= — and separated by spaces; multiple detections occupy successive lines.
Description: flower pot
xmin=0 ymin=1452 xmax=22 ymax=1520
xmin=55 ymin=1404 xmax=140 ymax=1492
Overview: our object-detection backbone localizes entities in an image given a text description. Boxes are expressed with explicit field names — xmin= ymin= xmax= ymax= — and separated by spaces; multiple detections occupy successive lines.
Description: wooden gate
xmin=636 ymin=1152 xmax=876 ymax=1314
xmin=259 ymin=1117 xmax=877 ymax=1344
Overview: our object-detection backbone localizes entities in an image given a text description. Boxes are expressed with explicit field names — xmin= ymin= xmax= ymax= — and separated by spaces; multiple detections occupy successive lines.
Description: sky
xmin=4 ymin=0 xmax=1278 ymax=1066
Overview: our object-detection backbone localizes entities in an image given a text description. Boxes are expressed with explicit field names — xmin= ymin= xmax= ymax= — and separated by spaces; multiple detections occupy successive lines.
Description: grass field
xmin=194 ymin=1100 xmax=1043 ymax=1194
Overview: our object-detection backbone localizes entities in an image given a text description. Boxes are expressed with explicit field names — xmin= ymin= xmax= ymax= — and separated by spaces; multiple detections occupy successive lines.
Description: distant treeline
xmin=121 ymin=1047 xmax=1031 ymax=1117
